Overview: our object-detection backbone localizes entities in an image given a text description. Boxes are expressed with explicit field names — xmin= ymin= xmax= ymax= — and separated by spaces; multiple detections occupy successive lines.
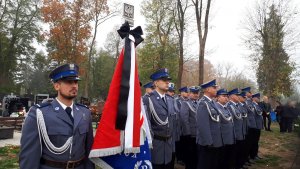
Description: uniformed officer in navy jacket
xmin=251 ymin=93 xmax=264 ymax=160
xmin=142 ymin=81 xmax=154 ymax=106
xmin=241 ymin=87 xmax=263 ymax=162
xmin=174 ymin=86 xmax=189 ymax=164
xmin=166 ymin=83 xmax=178 ymax=169
xmin=196 ymin=79 xmax=223 ymax=169
xmin=237 ymin=92 xmax=251 ymax=166
xmin=227 ymin=88 xmax=246 ymax=169
xmin=180 ymin=86 xmax=200 ymax=169
xmin=143 ymin=68 xmax=175 ymax=169
xmin=215 ymin=89 xmax=235 ymax=169
xmin=19 ymin=63 xmax=95 ymax=169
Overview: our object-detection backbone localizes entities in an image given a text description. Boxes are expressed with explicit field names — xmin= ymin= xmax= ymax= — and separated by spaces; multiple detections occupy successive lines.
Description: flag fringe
xmin=88 ymin=146 xmax=122 ymax=158
xmin=124 ymin=147 xmax=140 ymax=154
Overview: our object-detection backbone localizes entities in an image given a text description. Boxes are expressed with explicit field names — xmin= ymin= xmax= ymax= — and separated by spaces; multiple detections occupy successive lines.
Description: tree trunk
xmin=193 ymin=0 xmax=211 ymax=85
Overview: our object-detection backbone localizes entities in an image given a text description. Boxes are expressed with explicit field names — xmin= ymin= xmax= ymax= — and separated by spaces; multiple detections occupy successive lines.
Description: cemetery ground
xmin=0 ymin=122 xmax=299 ymax=169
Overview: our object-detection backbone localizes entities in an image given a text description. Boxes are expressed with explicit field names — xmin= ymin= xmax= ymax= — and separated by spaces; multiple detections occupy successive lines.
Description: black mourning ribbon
xmin=115 ymin=22 xmax=144 ymax=130
xmin=117 ymin=21 xmax=144 ymax=46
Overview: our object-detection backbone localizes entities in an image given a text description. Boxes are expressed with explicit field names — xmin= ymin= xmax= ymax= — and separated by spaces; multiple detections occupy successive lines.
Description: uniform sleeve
xmin=180 ymin=102 xmax=191 ymax=136
xmin=196 ymin=102 xmax=213 ymax=146
xmin=84 ymin=111 xmax=95 ymax=169
xmin=142 ymin=96 xmax=149 ymax=107
xmin=19 ymin=107 xmax=41 ymax=169
xmin=143 ymin=97 xmax=153 ymax=136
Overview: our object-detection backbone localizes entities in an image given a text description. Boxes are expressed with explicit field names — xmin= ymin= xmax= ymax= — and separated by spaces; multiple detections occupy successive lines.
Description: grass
xmin=0 ymin=145 xmax=20 ymax=169
xmin=248 ymin=122 xmax=300 ymax=169
xmin=0 ymin=122 xmax=299 ymax=169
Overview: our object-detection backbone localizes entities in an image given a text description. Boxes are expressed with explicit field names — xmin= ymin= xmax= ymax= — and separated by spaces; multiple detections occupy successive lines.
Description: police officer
xmin=227 ymin=88 xmax=246 ymax=169
xmin=167 ymin=83 xmax=176 ymax=97
xmin=142 ymin=81 xmax=154 ymax=106
xmin=174 ymin=86 xmax=189 ymax=164
xmin=175 ymin=86 xmax=189 ymax=113
xmin=19 ymin=63 xmax=95 ymax=169
xmin=196 ymin=79 xmax=223 ymax=169
xmin=215 ymin=89 xmax=235 ymax=169
xmin=166 ymin=83 xmax=177 ymax=169
xmin=251 ymin=93 xmax=264 ymax=160
xmin=237 ymin=92 xmax=250 ymax=167
xmin=143 ymin=68 xmax=175 ymax=169
xmin=180 ymin=86 xmax=200 ymax=169
xmin=241 ymin=87 xmax=262 ymax=162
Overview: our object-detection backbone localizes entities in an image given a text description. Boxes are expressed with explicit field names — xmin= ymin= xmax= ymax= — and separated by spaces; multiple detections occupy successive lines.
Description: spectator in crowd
xmin=281 ymin=101 xmax=298 ymax=133
xmin=275 ymin=101 xmax=283 ymax=130
xmin=259 ymin=96 xmax=272 ymax=131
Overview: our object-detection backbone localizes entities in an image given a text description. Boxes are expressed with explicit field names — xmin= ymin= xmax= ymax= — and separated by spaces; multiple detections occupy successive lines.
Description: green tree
xmin=139 ymin=0 xmax=179 ymax=84
xmin=244 ymin=2 xmax=296 ymax=98
xmin=26 ymin=52 xmax=54 ymax=95
xmin=90 ymin=49 xmax=115 ymax=100
xmin=0 ymin=0 xmax=40 ymax=94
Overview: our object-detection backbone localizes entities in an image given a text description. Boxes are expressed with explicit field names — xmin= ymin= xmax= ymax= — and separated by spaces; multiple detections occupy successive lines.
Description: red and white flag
xmin=89 ymin=22 xmax=152 ymax=168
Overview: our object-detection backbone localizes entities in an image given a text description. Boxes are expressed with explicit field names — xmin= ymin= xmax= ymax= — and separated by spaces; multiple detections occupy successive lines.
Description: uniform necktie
xmin=162 ymin=97 xmax=167 ymax=105
xmin=65 ymin=107 xmax=74 ymax=123
xmin=224 ymin=106 xmax=228 ymax=111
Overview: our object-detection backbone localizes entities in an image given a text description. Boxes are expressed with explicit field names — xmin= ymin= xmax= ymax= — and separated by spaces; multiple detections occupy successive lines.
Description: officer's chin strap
xmin=36 ymin=108 xmax=73 ymax=155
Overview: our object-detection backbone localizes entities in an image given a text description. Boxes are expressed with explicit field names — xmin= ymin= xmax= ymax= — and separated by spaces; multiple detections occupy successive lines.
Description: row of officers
xmin=142 ymin=68 xmax=264 ymax=169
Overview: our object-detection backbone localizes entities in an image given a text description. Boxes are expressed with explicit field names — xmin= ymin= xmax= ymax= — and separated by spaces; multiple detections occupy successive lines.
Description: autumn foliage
xmin=41 ymin=0 xmax=91 ymax=71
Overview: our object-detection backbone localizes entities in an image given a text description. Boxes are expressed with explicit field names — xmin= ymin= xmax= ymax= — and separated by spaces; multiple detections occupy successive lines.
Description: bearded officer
xmin=19 ymin=63 xmax=95 ymax=169
xmin=143 ymin=68 xmax=175 ymax=169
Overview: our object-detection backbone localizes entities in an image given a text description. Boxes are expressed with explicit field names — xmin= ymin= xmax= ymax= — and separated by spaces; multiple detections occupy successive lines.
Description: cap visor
xmin=159 ymin=77 xmax=172 ymax=81
xmin=61 ymin=76 xmax=81 ymax=81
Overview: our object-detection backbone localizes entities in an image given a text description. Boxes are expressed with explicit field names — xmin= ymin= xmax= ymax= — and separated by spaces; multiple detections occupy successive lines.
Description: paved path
xmin=0 ymin=130 xmax=21 ymax=147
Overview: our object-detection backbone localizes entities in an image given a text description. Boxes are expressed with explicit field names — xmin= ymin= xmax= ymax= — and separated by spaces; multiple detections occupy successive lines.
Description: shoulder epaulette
xmin=199 ymin=98 xmax=206 ymax=102
xmin=34 ymin=102 xmax=51 ymax=108
xmin=76 ymin=103 xmax=89 ymax=109
xmin=148 ymin=92 xmax=155 ymax=96
xmin=165 ymin=94 xmax=173 ymax=99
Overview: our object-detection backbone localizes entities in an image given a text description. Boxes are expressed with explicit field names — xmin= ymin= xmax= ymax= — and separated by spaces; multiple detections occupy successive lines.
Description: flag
xmin=89 ymin=22 xmax=152 ymax=169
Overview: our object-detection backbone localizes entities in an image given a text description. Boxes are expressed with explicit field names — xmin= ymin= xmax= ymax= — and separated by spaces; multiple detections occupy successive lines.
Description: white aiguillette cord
xmin=36 ymin=108 xmax=73 ymax=155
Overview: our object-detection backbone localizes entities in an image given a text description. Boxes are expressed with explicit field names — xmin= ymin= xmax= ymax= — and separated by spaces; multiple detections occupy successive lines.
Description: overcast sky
xmin=95 ymin=0 xmax=300 ymax=82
